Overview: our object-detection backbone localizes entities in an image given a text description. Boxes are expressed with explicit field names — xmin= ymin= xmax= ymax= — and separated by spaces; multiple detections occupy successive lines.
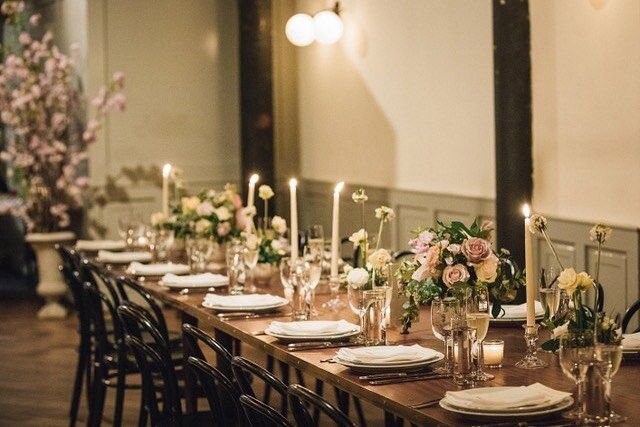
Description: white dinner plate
xmin=202 ymin=298 xmax=290 ymax=313
xmin=264 ymin=328 xmax=360 ymax=343
xmin=335 ymin=352 xmax=444 ymax=374
xmin=443 ymin=386 xmax=570 ymax=414
xmin=490 ymin=315 xmax=544 ymax=323
xmin=440 ymin=395 xmax=574 ymax=418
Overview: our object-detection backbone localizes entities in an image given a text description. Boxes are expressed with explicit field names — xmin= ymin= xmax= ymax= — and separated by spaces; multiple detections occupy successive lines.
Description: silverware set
xmin=365 ymin=372 xmax=451 ymax=386
xmin=287 ymin=341 xmax=359 ymax=352
xmin=217 ymin=311 xmax=291 ymax=321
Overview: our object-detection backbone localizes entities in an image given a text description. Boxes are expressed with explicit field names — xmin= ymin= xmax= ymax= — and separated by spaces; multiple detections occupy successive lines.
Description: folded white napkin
xmin=445 ymin=383 xmax=571 ymax=410
xmin=97 ymin=250 xmax=152 ymax=263
xmin=498 ymin=301 xmax=544 ymax=319
xmin=337 ymin=344 xmax=438 ymax=364
xmin=77 ymin=240 xmax=126 ymax=251
xmin=268 ymin=320 xmax=359 ymax=336
xmin=203 ymin=293 xmax=286 ymax=308
xmin=622 ymin=332 xmax=640 ymax=350
xmin=161 ymin=273 xmax=228 ymax=287
xmin=127 ymin=262 xmax=189 ymax=275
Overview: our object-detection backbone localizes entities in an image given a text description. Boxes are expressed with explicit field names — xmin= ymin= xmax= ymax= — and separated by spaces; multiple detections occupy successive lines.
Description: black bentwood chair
xmin=56 ymin=245 xmax=92 ymax=426
xmin=117 ymin=304 xmax=211 ymax=426
xmin=288 ymin=384 xmax=355 ymax=427
xmin=239 ymin=395 xmax=291 ymax=427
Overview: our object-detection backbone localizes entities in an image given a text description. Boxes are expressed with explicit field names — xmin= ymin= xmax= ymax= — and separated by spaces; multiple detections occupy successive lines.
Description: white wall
xmin=531 ymin=0 xmax=640 ymax=228
xmin=296 ymin=0 xmax=496 ymax=199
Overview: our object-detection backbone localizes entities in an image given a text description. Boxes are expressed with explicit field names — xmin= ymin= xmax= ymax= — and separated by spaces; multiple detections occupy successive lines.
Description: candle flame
xmin=522 ymin=204 xmax=531 ymax=218
xmin=289 ymin=178 xmax=298 ymax=188
xmin=249 ymin=174 xmax=259 ymax=184
xmin=334 ymin=181 xmax=344 ymax=194
xmin=162 ymin=163 xmax=172 ymax=177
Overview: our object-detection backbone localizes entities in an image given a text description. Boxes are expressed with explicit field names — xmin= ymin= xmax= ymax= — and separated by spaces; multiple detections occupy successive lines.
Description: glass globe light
xmin=285 ymin=13 xmax=315 ymax=47
xmin=313 ymin=10 xmax=344 ymax=45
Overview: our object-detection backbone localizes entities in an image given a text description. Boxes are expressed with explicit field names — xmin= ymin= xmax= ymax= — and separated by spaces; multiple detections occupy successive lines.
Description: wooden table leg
xmin=214 ymin=328 xmax=234 ymax=379
xmin=181 ymin=311 xmax=198 ymax=415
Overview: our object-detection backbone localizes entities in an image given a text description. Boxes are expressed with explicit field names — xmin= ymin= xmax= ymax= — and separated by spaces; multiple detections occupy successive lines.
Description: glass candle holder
xmin=483 ymin=339 xmax=504 ymax=368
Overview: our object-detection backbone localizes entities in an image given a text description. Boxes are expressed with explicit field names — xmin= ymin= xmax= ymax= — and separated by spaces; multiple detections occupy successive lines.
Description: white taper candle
xmin=330 ymin=182 xmax=344 ymax=279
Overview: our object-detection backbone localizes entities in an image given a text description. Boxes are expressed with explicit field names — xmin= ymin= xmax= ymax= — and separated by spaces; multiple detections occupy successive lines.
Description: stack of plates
xmin=440 ymin=383 xmax=573 ymax=417
xmin=202 ymin=293 xmax=289 ymax=313
xmin=126 ymin=262 xmax=190 ymax=276
xmin=264 ymin=320 xmax=360 ymax=342
xmin=490 ymin=301 xmax=544 ymax=323
xmin=334 ymin=345 xmax=444 ymax=374
xmin=159 ymin=273 xmax=229 ymax=289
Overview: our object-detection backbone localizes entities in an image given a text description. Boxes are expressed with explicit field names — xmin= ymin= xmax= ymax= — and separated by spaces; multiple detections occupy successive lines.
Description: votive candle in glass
xmin=483 ymin=339 xmax=504 ymax=368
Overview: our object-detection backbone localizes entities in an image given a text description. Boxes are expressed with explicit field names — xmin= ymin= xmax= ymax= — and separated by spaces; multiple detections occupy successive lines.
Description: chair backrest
xmin=622 ymin=299 xmax=640 ymax=333
xmin=288 ymin=384 xmax=355 ymax=427
xmin=239 ymin=394 xmax=291 ymax=427
xmin=125 ymin=335 xmax=182 ymax=426
xmin=56 ymin=245 xmax=84 ymax=311
xmin=182 ymin=323 xmax=233 ymax=367
xmin=187 ymin=356 xmax=240 ymax=427
xmin=340 ymin=236 xmax=361 ymax=267
xmin=393 ymin=250 xmax=415 ymax=263
xmin=114 ymin=276 xmax=170 ymax=340
xmin=82 ymin=281 xmax=121 ymax=355
xmin=231 ymin=355 xmax=288 ymax=403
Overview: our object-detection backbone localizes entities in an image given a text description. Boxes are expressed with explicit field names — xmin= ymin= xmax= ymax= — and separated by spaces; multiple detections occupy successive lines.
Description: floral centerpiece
xmin=344 ymin=188 xmax=395 ymax=290
xmin=535 ymin=219 xmax=621 ymax=352
xmin=156 ymin=183 xmax=245 ymax=244
xmin=396 ymin=220 xmax=525 ymax=332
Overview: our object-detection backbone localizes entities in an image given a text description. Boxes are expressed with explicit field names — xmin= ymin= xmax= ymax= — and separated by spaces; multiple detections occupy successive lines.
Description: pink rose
xmin=442 ymin=264 xmax=470 ymax=287
xmin=217 ymin=222 xmax=230 ymax=237
xmin=408 ymin=230 xmax=436 ymax=253
xmin=235 ymin=210 xmax=247 ymax=229
xmin=462 ymin=238 xmax=492 ymax=265
xmin=231 ymin=193 xmax=243 ymax=210
xmin=411 ymin=245 xmax=441 ymax=281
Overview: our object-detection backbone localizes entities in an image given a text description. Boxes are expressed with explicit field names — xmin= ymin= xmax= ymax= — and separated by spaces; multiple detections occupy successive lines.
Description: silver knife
xmin=218 ymin=312 xmax=290 ymax=320
xmin=368 ymin=374 xmax=451 ymax=386
xmin=288 ymin=341 xmax=359 ymax=351
xmin=359 ymin=371 xmax=432 ymax=381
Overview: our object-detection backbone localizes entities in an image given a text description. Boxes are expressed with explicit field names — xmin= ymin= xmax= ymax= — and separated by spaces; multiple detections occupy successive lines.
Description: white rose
xmin=181 ymin=196 xmax=201 ymax=213
xmin=558 ymin=268 xmax=593 ymax=296
xmin=348 ymin=229 xmax=368 ymax=248
xmin=271 ymin=215 xmax=287 ymax=234
xmin=194 ymin=218 xmax=212 ymax=234
xmin=214 ymin=206 xmax=232 ymax=221
xmin=196 ymin=201 xmax=214 ymax=216
xmin=271 ymin=239 xmax=284 ymax=251
xmin=447 ymin=244 xmax=461 ymax=255
xmin=475 ymin=254 xmax=499 ymax=283
xmin=552 ymin=322 xmax=570 ymax=339
xmin=367 ymin=248 xmax=392 ymax=270
xmin=347 ymin=268 xmax=369 ymax=288
xmin=150 ymin=212 xmax=166 ymax=227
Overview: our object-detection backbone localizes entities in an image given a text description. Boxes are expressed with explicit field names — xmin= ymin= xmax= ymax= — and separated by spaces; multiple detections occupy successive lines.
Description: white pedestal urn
xmin=25 ymin=231 xmax=76 ymax=319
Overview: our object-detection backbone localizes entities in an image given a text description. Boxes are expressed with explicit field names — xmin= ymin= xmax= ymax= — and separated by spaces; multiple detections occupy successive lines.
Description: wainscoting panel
xmin=298 ymin=178 xmax=640 ymax=318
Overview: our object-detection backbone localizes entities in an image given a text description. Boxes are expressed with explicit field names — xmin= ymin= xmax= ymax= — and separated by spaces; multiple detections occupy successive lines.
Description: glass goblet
xmin=301 ymin=246 xmax=323 ymax=317
xmin=466 ymin=287 xmax=494 ymax=381
xmin=559 ymin=331 xmax=594 ymax=420
xmin=431 ymin=297 xmax=460 ymax=374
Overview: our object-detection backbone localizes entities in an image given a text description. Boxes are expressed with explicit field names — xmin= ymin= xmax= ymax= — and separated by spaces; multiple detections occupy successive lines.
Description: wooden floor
xmin=0 ymin=298 xmax=384 ymax=426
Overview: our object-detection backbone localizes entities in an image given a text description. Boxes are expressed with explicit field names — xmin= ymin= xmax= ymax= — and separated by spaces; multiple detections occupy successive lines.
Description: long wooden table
xmin=127 ymin=275 xmax=638 ymax=426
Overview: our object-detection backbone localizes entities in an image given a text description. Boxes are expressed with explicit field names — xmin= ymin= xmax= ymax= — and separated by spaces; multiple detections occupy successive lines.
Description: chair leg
xmin=353 ymin=396 xmax=366 ymax=426
xmin=89 ymin=366 xmax=107 ymax=427
xmin=69 ymin=342 xmax=87 ymax=426
xmin=263 ymin=355 xmax=275 ymax=403
xmin=112 ymin=348 xmax=126 ymax=427
xmin=334 ymin=387 xmax=350 ymax=415
xmin=137 ymin=390 xmax=148 ymax=427
xmin=294 ymin=368 xmax=306 ymax=387
xmin=278 ymin=360 xmax=290 ymax=413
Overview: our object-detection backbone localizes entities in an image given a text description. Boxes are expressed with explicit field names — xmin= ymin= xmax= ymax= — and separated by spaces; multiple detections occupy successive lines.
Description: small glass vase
xmin=186 ymin=236 xmax=212 ymax=273
xmin=362 ymin=288 xmax=387 ymax=346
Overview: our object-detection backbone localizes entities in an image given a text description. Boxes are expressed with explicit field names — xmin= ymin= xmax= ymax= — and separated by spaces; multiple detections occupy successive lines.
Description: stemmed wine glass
xmin=593 ymin=314 xmax=626 ymax=424
xmin=465 ymin=287 xmax=494 ymax=381
xmin=302 ymin=246 xmax=323 ymax=316
xmin=431 ymin=297 xmax=460 ymax=374
xmin=559 ymin=330 xmax=594 ymax=420
xmin=347 ymin=281 xmax=366 ymax=344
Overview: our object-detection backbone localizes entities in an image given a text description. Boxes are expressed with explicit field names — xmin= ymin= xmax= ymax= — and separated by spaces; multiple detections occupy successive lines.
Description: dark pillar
xmin=492 ymin=0 xmax=532 ymax=280
xmin=238 ymin=0 xmax=275 ymax=212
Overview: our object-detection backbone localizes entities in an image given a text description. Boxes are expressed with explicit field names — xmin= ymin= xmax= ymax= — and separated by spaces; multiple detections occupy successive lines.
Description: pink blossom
xmin=112 ymin=71 xmax=125 ymax=86
xmin=42 ymin=31 xmax=53 ymax=44
xmin=51 ymin=112 xmax=66 ymax=131
xmin=82 ymin=130 xmax=96 ymax=142
xmin=29 ymin=13 xmax=41 ymax=27
xmin=411 ymin=245 xmax=441 ymax=281
xmin=196 ymin=201 xmax=214 ymax=216
xmin=231 ymin=193 xmax=242 ymax=210
xmin=18 ymin=32 xmax=31 ymax=45
xmin=86 ymin=118 xmax=100 ymax=132
xmin=408 ymin=230 xmax=437 ymax=253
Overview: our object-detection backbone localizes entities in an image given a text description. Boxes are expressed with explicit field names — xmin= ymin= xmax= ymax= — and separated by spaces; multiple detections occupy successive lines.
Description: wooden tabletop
xmin=119 ymin=271 xmax=639 ymax=426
